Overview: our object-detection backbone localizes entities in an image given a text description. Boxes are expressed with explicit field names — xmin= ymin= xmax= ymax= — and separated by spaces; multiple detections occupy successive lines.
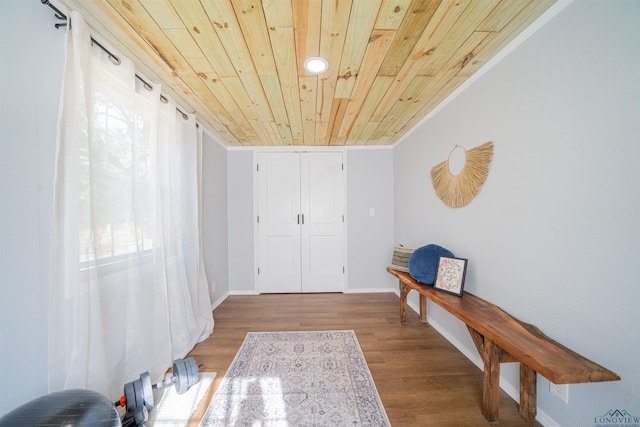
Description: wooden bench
xmin=387 ymin=267 xmax=620 ymax=424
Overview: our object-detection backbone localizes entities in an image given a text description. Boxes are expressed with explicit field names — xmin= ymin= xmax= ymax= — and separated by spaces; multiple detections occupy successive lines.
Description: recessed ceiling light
xmin=304 ymin=57 xmax=329 ymax=74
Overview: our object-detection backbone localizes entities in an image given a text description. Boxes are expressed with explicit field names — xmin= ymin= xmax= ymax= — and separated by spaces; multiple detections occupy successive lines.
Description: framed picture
xmin=434 ymin=256 xmax=468 ymax=296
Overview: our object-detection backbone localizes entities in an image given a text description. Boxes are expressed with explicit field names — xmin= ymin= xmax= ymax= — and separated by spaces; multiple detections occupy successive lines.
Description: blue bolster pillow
xmin=408 ymin=244 xmax=454 ymax=285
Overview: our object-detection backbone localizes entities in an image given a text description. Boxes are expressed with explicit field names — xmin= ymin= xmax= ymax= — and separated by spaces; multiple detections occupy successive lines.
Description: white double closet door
xmin=257 ymin=152 xmax=345 ymax=293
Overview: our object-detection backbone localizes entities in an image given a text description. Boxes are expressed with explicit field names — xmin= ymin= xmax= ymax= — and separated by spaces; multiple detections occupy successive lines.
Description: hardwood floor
xmin=186 ymin=293 xmax=542 ymax=426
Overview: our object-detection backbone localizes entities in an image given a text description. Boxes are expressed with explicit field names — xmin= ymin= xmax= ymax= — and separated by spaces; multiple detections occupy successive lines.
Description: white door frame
xmin=253 ymin=148 xmax=348 ymax=293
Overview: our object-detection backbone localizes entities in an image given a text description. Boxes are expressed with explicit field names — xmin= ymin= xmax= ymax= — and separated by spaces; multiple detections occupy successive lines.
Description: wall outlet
xmin=549 ymin=381 xmax=569 ymax=404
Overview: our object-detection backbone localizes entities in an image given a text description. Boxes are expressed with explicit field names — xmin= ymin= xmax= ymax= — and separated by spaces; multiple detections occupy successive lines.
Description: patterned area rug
xmin=199 ymin=330 xmax=390 ymax=426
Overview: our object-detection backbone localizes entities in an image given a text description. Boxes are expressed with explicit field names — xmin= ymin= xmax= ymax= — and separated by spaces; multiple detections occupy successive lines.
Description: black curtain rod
xmin=42 ymin=0 xmax=193 ymax=123
xmin=41 ymin=0 xmax=67 ymax=29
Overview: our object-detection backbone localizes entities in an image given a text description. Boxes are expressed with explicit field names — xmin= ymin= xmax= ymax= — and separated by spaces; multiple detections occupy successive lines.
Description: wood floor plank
xmin=186 ymin=293 xmax=543 ymax=426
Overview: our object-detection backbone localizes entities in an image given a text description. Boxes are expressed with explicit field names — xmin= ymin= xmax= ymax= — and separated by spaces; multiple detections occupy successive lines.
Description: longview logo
xmin=594 ymin=409 xmax=640 ymax=427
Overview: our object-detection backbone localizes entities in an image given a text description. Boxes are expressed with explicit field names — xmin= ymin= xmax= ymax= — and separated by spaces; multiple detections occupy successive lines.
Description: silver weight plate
xmin=140 ymin=371 xmax=154 ymax=411
xmin=124 ymin=381 xmax=136 ymax=412
xmin=132 ymin=378 xmax=144 ymax=411
xmin=184 ymin=357 xmax=199 ymax=389
xmin=172 ymin=358 xmax=188 ymax=394
xmin=173 ymin=359 xmax=188 ymax=394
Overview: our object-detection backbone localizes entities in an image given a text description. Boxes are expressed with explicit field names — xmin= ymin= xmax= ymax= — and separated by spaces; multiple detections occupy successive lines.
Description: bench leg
xmin=520 ymin=365 xmax=537 ymax=421
xmin=467 ymin=327 xmax=518 ymax=424
xmin=398 ymin=281 xmax=427 ymax=324
xmin=399 ymin=281 xmax=409 ymax=324
xmin=481 ymin=339 xmax=502 ymax=424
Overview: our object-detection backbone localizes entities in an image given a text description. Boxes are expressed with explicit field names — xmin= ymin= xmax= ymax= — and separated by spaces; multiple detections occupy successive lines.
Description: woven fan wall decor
xmin=430 ymin=141 xmax=494 ymax=208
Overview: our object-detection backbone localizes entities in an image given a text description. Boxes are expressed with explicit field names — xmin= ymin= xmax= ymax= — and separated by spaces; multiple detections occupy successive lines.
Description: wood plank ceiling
xmin=59 ymin=0 xmax=555 ymax=147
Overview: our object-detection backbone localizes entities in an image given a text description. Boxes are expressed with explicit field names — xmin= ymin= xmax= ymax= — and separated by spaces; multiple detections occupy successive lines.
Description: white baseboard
xmin=225 ymin=288 xmax=395 ymax=296
xmin=536 ymin=411 xmax=560 ymax=427
xmin=210 ymin=292 xmax=229 ymax=311
xmin=344 ymin=287 xmax=396 ymax=294
xmin=228 ymin=290 xmax=259 ymax=296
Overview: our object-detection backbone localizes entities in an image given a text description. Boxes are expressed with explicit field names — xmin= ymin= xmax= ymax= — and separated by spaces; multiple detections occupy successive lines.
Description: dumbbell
xmin=154 ymin=357 xmax=202 ymax=395
xmin=117 ymin=357 xmax=203 ymax=414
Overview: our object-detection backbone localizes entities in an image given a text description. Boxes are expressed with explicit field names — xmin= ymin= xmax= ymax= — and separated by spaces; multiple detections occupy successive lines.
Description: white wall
xmin=227 ymin=149 xmax=257 ymax=293
xmin=346 ymin=149 xmax=396 ymax=292
xmin=0 ymin=1 xmax=65 ymax=415
xmin=226 ymin=148 xmax=396 ymax=293
xmin=201 ymin=132 xmax=230 ymax=305
xmin=393 ymin=2 xmax=640 ymax=426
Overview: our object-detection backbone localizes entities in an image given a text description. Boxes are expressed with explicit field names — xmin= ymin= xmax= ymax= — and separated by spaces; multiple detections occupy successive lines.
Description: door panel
xmin=257 ymin=153 xmax=301 ymax=293
xmin=301 ymin=152 xmax=344 ymax=292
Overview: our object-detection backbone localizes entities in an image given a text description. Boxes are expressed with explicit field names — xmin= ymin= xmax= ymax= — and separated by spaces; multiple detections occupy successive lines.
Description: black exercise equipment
xmin=0 ymin=389 xmax=121 ymax=427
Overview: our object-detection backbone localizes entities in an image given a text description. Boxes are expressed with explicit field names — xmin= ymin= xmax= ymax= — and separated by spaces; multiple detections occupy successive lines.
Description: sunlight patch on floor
xmin=147 ymin=372 xmax=216 ymax=426
xmin=225 ymin=377 xmax=288 ymax=426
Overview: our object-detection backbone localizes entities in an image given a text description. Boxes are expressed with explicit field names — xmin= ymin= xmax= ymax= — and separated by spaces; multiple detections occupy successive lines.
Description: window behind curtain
xmin=49 ymin=11 xmax=213 ymax=400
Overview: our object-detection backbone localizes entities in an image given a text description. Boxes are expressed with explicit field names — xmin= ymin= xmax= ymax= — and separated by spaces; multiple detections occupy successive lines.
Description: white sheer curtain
xmin=49 ymin=11 xmax=213 ymax=400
